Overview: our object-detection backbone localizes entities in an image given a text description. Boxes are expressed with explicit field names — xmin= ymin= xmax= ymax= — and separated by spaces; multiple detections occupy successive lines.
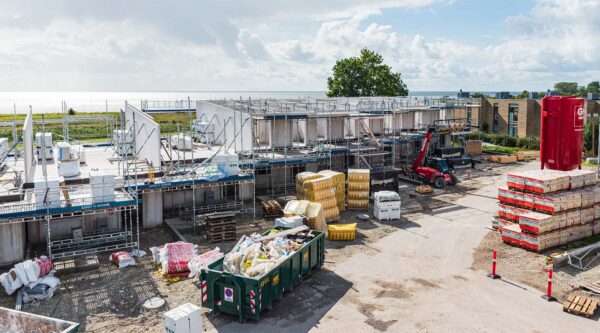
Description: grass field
xmin=0 ymin=111 xmax=195 ymax=143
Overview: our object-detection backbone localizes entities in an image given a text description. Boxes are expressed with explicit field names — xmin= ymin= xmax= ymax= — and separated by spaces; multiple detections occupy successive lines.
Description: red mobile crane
xmin=405 ymin=127 xmax=453 ymax=188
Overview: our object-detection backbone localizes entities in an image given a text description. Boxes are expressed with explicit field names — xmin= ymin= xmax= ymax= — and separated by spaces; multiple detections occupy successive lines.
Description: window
xmin=492 ymin=103 xmax=499 ymax=132
xmin=466 ymin=106 xmax=472 ymax=120
xmin=508 ymin=103 xmax=519 ymax=137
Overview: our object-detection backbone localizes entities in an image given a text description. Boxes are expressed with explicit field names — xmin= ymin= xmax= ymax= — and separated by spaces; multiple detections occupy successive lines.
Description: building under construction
xmin=0 ymin=96 xmax=481 ymax=266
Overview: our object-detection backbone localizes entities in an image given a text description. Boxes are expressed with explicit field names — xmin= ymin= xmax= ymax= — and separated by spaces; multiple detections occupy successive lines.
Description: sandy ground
xmin=1 ymin=161 xmax=599 ymax=332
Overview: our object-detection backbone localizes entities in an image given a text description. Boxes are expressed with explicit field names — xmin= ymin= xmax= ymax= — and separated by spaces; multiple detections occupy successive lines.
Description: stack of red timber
xmin=498 ymin=169 xmax=600 ymax=252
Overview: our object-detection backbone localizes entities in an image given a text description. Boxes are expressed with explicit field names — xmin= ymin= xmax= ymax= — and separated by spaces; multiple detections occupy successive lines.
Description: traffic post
xmin=487 ymin=250 xmax=501 ymax=280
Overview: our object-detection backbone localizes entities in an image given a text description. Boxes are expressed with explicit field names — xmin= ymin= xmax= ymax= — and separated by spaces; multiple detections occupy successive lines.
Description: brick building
xmin=479 ymin=98 xmax=541 ymax=138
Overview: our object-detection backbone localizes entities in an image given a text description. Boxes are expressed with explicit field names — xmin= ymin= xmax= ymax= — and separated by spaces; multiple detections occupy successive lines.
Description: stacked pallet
xmin=304 ymin=176 xmax=339 ymax=221
xmin=261 ymin=200 xmax=283 ymax=220
xmin=318 ymin=170 xmax=346 ymax=212
xmin=205 ymin=213 xmax=237 ymax=243
xmin=295 ymin=172 xmax=321 ymax=200
xmin=347 ymin=169 xmax=370 ymax=210
xmin=498 ymin=169 xmax=600 ymax=252
xmin=465 ymin=140 xmax=483 ymax=155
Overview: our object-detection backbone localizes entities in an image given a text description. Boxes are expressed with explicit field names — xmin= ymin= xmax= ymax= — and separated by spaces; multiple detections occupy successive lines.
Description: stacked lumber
xmin=465 ymin=140 xmax=483 ymax=155
xmin=261 ymin=200 xmax=283 ymax=220
xmin=347 ymin=169 xmax=370 ymax=210
xmin=498 ymin=169 xmax=600 ymax=252
xmin=490 ymin=155 xmax=517 ymax=163
xmin=295 ymin=172 xmax=322 ymax=199
xmin=304 ymin=176 xmax=339 ymax=221
xmin=318 ymin=170 xmax=346 ymax=212
xmin=515 ymin=151 xmax=539 ymax=161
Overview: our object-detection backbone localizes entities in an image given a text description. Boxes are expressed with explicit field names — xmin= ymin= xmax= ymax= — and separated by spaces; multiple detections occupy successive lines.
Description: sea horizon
xmin=0 ymin=90 xmax=514 ymax=114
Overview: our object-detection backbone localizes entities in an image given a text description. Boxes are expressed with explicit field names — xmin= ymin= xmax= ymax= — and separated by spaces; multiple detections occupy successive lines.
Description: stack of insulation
xmin=283 ymin=200 xmax=326 ymax=231
xmin=295 ymin=172 xmax=321 ymax=200
xmin=347 ymin=169 xmax=370 ymax=210
xmin=318 ymin=170 xmax=346 ymax=212
xmin=498 ymin=169 xmax=600 ymax=252
xmin=304 ymin=176 xmax=339 ymax=221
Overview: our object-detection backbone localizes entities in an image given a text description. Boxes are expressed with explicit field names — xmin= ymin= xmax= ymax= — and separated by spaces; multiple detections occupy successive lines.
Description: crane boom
xmin=412 ymin=127 xmax=435 ymax=170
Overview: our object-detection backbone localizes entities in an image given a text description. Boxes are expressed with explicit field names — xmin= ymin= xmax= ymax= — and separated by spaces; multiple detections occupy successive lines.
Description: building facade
xmin=479 ymin=98 xmax=541 ymax=138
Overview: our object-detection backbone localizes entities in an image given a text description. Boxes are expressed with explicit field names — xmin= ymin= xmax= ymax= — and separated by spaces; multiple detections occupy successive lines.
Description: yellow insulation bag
xmin=304 ymin=176 xmax=334 ymax=192
xmin=347 ymin=199 xmax=369 ymax=209
xmin=327 ymin=223 xmax=357 ymax=241
xmin=348 ymin=190 xmax=369 ymax=200
xmin=348 ymin=181 xmax=370 ymax=191
xmin=305 ymin=202 xmax=326 ymax=231
xmin=348 ymin=169 xmax=370 ymax=182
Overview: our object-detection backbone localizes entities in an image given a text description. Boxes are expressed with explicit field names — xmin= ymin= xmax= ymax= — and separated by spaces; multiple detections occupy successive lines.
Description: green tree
xmin=586 ymin=81 xmax=599 ymax=96
xmin=553 ymin=82 xmax=580 ymax=96
xmin=471 ymin=92 xmax=489 ymax=98
xmin=514 ymin=90 xmax=529 ymax=99
xmin=68 ymin=108 xmax=76 ymax=115
xmin=327 ymin=48 xmax=408 ymax=97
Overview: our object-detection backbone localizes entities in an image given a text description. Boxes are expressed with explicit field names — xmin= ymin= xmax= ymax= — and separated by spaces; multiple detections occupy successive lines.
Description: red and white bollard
xmin=487 ymin=250 xmax=501 ymax=279
xmin=542 ymin=268 xmax=556 ymax=302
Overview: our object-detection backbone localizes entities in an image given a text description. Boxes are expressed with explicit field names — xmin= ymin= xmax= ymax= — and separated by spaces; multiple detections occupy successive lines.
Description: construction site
xmin=0 ymin=96 xmax=599 ymax=332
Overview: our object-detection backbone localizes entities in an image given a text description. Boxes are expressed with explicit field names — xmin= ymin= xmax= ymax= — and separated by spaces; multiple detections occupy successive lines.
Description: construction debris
xmin=415 ymin=185 xmax=433 ymax=194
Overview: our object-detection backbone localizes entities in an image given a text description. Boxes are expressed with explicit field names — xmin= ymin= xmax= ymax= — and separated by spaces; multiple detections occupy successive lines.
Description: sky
xmin=0 ymin=0 xmax=599 ymax=92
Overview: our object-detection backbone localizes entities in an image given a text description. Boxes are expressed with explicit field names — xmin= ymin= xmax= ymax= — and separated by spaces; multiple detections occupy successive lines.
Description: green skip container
xmin=199 ymin=228 xmax=325 ymax=322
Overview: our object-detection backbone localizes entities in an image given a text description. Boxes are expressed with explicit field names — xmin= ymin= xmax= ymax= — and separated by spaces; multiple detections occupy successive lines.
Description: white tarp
xmin=124 ymin=103 xmax=161 ymax=167
xmin=23 ymin=108 xmax=35 ymax=182
xmin=196 ymin=101 xmax=252 ymax=153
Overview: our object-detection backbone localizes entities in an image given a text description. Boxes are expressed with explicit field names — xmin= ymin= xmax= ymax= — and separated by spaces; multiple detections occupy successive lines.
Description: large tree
xmin=327 ymin=48 xmax=408 ymax=97
xmin=553 ymin=82 xmax=580 ymax=96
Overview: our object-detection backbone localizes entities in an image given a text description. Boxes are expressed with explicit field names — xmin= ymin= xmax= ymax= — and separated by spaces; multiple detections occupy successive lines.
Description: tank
xmin=540 ymin=96 xmax=585 ymax=171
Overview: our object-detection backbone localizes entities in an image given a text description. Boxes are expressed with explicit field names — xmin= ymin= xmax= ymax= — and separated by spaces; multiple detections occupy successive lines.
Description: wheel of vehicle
xmin=448 ymin=175 xmax=458 ymax=186
xmin=432 ymin=176 xmax=445 ymax=189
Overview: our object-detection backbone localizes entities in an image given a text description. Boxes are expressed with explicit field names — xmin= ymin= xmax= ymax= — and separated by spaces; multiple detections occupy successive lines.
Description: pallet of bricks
xmin=205 ymin=213 xmax=237 ymax=243
xmin=347 ymin=169 xmax=370 ymax=210
xmin=497 ymin=169 xmax=600 ymax=252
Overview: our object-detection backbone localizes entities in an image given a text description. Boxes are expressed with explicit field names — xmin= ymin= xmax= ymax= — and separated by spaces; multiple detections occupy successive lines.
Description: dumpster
xmin=0 ymin=307 xmax=79 ymax=332
xmin=199 ymin=227 xmax=325 ymax=322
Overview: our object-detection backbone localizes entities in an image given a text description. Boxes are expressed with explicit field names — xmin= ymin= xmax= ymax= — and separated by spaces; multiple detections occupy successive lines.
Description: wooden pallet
xmin=563 ymin=294 xmax=598 ymax=318
xmin=205 ymin=213 xmax=237 ymax=243
xmin=261 ymin=200 xmax=283 ymax=220
xmin=207 ymin=230 xmax=237 ymax=243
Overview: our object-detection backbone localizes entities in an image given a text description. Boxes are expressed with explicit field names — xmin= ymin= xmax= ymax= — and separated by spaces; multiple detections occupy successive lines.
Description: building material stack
xmin=373 ymin=191 xmax=401 ymax=221
xmin=498 ymin=169 xmax=600 ymax=252
xmin=283 ymin=200 xmax=326 ymax=231
xmin=465 ymin=140 xmax=482 ymax=155
xmin=35 ymin=132 xmax=52 ymax=160
xmin=171 ymin=133 xmax=193 ymax=151
xmin=89 ymin=171 xmax=116 ymax=203
xmin=56 ymin=142 xmax=80 ymax=177
xmin=304 ymin=176 xmax=339 ymax=221
xmin=295 ymin=172 xmax=321 ymax=200
xmin=347 ymin=169 xmax=370 ymax=210
xmin=318 ymin=170 xmax=346 ymax=212
xmin=34 ymin=177 xmax=62 ymax=209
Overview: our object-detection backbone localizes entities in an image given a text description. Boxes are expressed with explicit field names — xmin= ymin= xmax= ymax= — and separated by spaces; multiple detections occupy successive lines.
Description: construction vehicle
xmin=400 ymin=127 xmax=453 ymax=188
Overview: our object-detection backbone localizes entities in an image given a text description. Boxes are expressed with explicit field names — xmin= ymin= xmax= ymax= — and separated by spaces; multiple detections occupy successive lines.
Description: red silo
xmin=540 ymin=96 xmax=585 ymax=171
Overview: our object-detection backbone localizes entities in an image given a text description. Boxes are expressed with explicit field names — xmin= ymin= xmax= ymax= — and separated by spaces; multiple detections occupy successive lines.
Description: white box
xmin=164 ymin=303 xmax=202 ymax=333
xmin=58 ymin=160 xmax=80 ymax=177
xmin=36 ymin=147 xmax=53 ymax=160
xmin=374 ymin=206 xmax=401 ymax=221
xmin=171 ymin=134 xmax=193 ymax=150
xmin=56 ymin=142 xmax=72 ymax=161
xmin=274 ymin=216 xmax=305 ymax=228
xmin=212 ymin=153 xmax=241 ymax=176
xmin=35 ymin=132 xmax=52 ymax=148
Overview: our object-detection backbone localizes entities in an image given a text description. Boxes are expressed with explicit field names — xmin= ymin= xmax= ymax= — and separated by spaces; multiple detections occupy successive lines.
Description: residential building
xmin=479 ymin=98 xmax=541 ymax=138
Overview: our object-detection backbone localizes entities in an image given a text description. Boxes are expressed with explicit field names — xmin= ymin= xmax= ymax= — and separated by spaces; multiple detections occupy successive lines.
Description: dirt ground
xmin=1 ymin=161 xmax=600 ymax=332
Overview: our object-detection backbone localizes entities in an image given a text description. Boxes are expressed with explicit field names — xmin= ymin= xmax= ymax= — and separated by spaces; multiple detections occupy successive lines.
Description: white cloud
xmin=0 ymin=0 xmax=598 ymax=91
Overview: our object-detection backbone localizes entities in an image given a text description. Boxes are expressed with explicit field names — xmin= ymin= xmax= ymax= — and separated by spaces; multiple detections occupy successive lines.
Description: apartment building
xmin=479 ymin=98 xmax=541 ymax=138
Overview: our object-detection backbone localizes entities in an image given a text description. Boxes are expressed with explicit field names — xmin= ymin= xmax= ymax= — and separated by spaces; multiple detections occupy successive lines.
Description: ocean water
xmin=0 ymin=91 xmax=502 ymax=114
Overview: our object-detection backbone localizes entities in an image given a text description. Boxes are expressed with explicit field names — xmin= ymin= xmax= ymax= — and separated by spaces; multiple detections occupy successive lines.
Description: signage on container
xmin=574 ymin=107 xmax=584 ymax=131
xmin=224 ymin=287 xmax=234 ymax=302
